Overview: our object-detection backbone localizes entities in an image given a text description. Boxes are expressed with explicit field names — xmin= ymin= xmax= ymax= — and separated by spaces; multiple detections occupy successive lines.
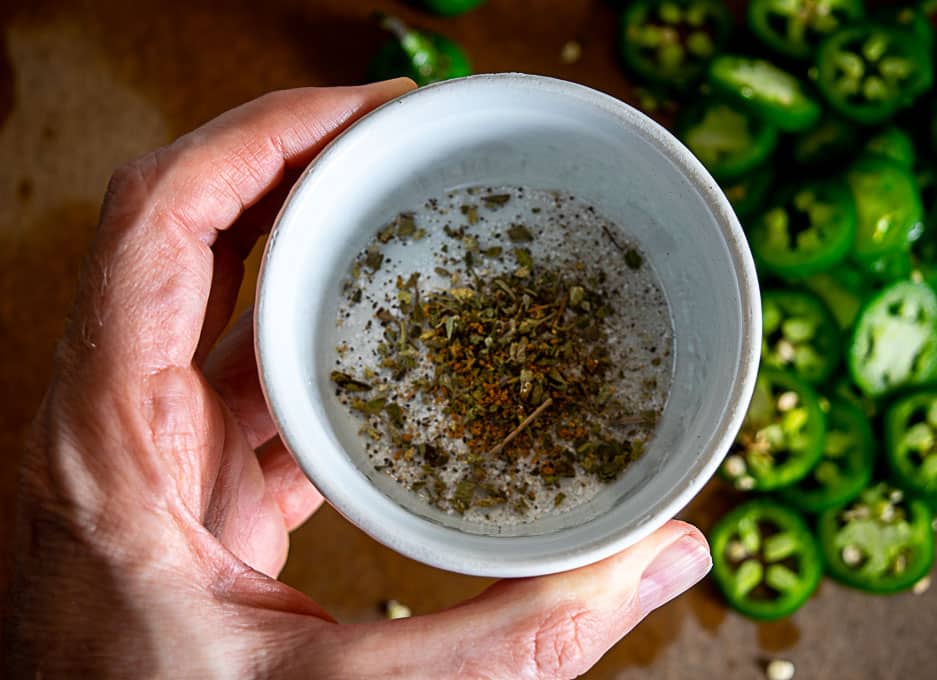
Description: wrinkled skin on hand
xmin=3 ymin=80 xmax=710 ymax=679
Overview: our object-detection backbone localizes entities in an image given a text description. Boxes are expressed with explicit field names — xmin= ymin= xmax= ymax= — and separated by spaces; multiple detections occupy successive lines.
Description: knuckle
xmin=525 ymin=603 xmax=602 ymax=679
xmin=215 ymin=134 xmax=277 ymax=204
xmin=102 ymin=164 xmax=147 ymax=224
xmin=105 ymin=155 xmax=149 ymax=199
xmin=103 ymin=148 xmax=169 ymax=213
xmin=252 ymin=87 xmax=293 ymax=109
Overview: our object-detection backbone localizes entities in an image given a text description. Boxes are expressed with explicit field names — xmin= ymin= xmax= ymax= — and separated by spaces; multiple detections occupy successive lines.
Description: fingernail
xmin=369 ymin=77 xmax=418 ymax=90
xmin=637 ymin=533 xmax=712 ymax=616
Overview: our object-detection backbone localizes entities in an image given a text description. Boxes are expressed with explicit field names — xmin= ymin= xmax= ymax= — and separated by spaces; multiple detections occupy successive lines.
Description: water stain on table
xmin=688 ymin=579 xmax=730 ymax=634
xmin=757 ymin=618 xmax=801 ymax=652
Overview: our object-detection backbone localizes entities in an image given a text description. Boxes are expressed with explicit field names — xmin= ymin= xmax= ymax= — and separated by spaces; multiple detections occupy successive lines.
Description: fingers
xmin=203 ymin=403 xmax=291 ymax=579
xmin=204 ymin=313 xmax=322 ymax=534
xmin=194 ymin=230 xmax=247 ymax=367
xmin=64 ymin=79 xmax=415 ymax=383
xmin=203 ymin=309 xmax=276 ymax=448
xmin=194 ymin=171 xmax=301 ymax=363
xmin=204 ymin=312 xmax=322 ymax=533
xmin=334 ymin=521 xmax=710 ymax=680
xmin=202 ymin=433 xmax=320 ymax=577
xmin=257 ymin=437 xmax=324 ymax=532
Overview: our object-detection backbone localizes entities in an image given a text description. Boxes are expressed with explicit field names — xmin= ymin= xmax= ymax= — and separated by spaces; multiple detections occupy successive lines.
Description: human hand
xmin=5 ymin=80 xmax=711 ymax=679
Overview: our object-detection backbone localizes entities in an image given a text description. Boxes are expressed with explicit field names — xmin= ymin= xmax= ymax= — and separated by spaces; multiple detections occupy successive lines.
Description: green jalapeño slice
xmin=801 ymin=263 xmax=869 ymax=331
xmin=749 ymin=180 xmax=857 ymax=279
xmin=761 ymin=290 xmax=841 ymax=384
xmin=864 ymin=125 xmax=915 ymax=169
xmin=816 ymin=23 xmax=933 ymax=125
xmin=819 ymin=483 xmax=935 ymax=593
xmin=747 ymin=0 xmax=865 ymax=60
xmin=846 ymin=156 xmax=924 ymax=267
xmin=873 ymin=3 xmax=935 ymax=51
xmin=792 ymin=113 xmax=858 ymax=167
xmin=886 ymin=390 xmax=937 ymax=508
xmin=708 ymin=55 xmax=821 ymax=132
xmin=848 ymin=281 xmax=937 ymax=398
xmin=781 ymin=400 xmax=875 ymax=513
xmin=679 ymin=99 xmax=779 ymax=180
xmin=710 ymin=500 xmax=823 ymax=620
xmin=620 ymin=0 xmax=733 ymax=88
xmin=722 ymin=368 xmax=826 ymax=491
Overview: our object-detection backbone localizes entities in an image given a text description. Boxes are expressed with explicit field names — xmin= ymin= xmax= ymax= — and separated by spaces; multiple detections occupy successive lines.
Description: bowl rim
xmin=255 ymin=73 xmax=761 ymax=576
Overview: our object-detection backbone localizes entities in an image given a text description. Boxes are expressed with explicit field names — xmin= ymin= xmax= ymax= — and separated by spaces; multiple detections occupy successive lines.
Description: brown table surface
xmin=1 ymin=1 xmax=935 ymax=677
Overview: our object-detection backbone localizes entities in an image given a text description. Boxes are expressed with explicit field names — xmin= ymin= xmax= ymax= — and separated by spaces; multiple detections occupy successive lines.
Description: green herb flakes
xmin=508 ymin=224 xmax=534 ymax=242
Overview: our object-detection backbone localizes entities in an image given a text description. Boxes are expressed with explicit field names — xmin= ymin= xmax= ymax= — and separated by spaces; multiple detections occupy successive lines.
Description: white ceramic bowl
xmin=256 ymin=73 xmax=761 ymax=577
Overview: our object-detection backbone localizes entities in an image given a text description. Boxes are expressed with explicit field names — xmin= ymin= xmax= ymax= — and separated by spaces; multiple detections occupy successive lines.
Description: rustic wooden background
xmin=1 ymin=1 xmax=934 ymax=677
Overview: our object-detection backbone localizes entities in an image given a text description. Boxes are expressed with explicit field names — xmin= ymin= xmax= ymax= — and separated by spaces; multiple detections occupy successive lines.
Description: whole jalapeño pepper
xmin=370 ymin=15 xmax=471 ymax=87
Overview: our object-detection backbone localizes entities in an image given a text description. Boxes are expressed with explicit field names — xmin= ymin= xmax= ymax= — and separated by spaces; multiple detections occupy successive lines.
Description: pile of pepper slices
xmin=368 ymin=0 xmax=937 ymax=620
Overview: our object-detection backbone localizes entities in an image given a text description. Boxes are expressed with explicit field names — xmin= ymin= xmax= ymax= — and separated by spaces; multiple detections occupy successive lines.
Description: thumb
xmin=329 ymin=520 xmax=710 ymax=679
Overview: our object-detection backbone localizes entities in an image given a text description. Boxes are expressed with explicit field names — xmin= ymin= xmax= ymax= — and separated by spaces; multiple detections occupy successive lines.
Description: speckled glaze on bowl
xmin=255 ymin=73 xmax=761 ymax=577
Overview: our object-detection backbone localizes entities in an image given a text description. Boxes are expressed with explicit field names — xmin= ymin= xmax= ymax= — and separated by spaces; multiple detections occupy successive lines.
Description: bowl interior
xmin=257 ymin=74 xmax=759 ymax=575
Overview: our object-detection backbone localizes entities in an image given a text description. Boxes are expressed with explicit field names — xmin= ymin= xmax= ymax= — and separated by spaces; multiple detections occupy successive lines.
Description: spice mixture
xmin=331 ymin=186 xmax=673 ymax=528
